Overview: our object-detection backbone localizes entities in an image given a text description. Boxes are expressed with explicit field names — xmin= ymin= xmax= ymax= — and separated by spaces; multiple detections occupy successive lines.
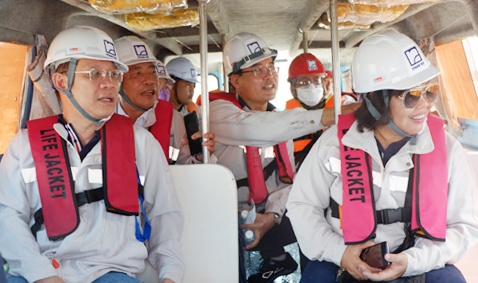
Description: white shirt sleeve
xmin=209 ymin=99 xmax=325 ymax=148
xmin=286 ymin=128 xmax=348 ymax=266
xmin=0 ymin=131 xmax=58 ymax=282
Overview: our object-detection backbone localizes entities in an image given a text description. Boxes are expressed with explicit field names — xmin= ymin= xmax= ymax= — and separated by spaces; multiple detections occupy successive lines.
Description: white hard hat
xmin=223 ymin=32 xmax=277 ymax=76
xmin=114 ymin=36 xmax=174 ymax=84
xmin=166 ymin=57 xmax=198 ymax=83
xmin=351 ymin=30 xmax=440 ymax=93
xmin=44 ymin=26 xmax=128 ymax=73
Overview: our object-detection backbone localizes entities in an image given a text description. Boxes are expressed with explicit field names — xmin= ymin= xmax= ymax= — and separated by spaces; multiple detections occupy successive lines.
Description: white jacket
xmin=209 ymin=98 xmax=328 ymax=215
xmin=0 ymin=123 xmax=184 ymax=283
xmin=287 ymin=120 xmax=478 ymax=276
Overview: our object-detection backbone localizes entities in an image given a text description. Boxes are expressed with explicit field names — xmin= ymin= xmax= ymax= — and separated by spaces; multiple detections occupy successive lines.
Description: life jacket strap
xmin=31 ymin=187 xmax=104 ymax=239
xmin=376 ymin=207 xmax=411 ymax=225
xmin=236 ymin=158 xmax=278 ymax=190
xmin=76 ymin=187 xmax=105 ymax=206
xmin=31 ymin=184 xmax=145 ymax=239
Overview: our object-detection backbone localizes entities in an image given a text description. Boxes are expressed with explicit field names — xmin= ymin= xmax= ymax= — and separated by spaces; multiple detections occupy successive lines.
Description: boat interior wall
xmin=1 ymin=0 xmax=478 ymax=70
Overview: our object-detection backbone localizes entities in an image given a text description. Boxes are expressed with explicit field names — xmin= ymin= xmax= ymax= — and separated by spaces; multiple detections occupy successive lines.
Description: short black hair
xmin=354 ymin=89 xmax=402 ymax=132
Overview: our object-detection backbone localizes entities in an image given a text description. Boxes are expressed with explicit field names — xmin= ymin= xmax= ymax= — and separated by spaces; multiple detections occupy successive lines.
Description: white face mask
xmin=296 ymin=84 xmax=324 ymax=107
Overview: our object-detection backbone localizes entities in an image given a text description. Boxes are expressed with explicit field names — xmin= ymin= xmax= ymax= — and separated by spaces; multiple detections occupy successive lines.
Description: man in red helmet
xmin=286 ymin=54 xmax=357 ymax=169
xmin=286 ymin=53 xmax=328 ymax=169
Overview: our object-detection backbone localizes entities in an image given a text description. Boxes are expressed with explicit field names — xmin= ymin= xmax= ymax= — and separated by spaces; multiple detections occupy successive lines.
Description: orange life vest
xmin=186 ymin=101 xmax=199 ymax=114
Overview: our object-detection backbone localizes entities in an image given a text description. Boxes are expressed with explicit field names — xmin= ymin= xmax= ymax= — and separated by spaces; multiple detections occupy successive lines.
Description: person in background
xmin=208 ymin=32 xmax=360 ymax=283
xmin=286 ymin=53 xmax=328 ymax=170
xmin=114 ymin=36 xmax=215 ymax=164
xmin=166 ymin=57 xmax=200 ymax=115
xmin=287 ymin=30 xmax=478 ymax=283
xmin=322 ymin=70 xmax=357 ymax=108
xmin=0 ymin=26 xmax=184 ymax=283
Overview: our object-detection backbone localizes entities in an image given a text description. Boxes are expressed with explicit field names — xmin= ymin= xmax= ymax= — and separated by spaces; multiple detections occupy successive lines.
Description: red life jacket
xmin=149 ymin=100 xmax=174 ymax=159
xmin=209 ymin=92 xmax=294 ymax=204
xmin=337 ymin=112 xmax=447 ymax=244
xmin=27 ymin=114 xmax=138 ymax=240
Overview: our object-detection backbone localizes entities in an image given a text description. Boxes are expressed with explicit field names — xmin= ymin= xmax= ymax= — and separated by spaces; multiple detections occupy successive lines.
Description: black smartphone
xmin=360 ymin=242 xmax=389 ymax=269
xmin=183 ymin=111 xmax=203 ymax=156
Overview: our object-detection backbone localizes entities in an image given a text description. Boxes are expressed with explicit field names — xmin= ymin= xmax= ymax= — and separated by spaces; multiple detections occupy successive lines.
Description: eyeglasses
xmin=398 ymin=84 xmax=439 ymax=108
xmin=294 ymin=76 xmax=324 ymax=88
xmin=242 ymin=66 xmax=279 ymax=78
xmin=74 ymin=68 xmax=123 ymax=83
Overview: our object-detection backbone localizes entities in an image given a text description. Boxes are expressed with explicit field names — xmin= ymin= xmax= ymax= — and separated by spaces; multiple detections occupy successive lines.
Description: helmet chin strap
xmin=364 ymin=91 xmax=417 ymax=145
xmin=58 ymin=59 xmax=108 ymax=127
xmin=173 ymin=82 xmax=183 ymax=106
xmin=118 ymin=87 xmax=150 ymax=112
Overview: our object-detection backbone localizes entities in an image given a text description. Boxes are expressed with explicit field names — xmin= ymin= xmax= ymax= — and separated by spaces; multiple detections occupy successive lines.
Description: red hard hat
xmin=288 ymin=53 xmax=325 ymax=81
xmin=325 ymin=70 xmax=333 ymax=78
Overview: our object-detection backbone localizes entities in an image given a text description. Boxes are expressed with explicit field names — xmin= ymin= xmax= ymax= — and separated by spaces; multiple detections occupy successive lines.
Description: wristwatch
xmin=271 ymin=212 xmax=282 ymax=225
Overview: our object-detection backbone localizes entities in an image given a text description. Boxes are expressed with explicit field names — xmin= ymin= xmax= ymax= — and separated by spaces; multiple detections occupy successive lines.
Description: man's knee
xmin=425 ymin=265 xmax=466 ymax=283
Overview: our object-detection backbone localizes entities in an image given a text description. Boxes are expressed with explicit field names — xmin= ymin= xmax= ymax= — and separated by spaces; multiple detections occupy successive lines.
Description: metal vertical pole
xmin=222 ymin=34 xmax=229 ymax=92
xmin=303 ymin=31 xmax=309 ymax=53
xmin=330 ymin=0 xmax=341 ymax=124
xmin=198 ymin=0 xmax=210 ymax=163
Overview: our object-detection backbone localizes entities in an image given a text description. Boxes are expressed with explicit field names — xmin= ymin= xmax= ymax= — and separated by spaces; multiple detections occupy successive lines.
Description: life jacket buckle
xmin=376 ymin=208 xmax=408 ymax=224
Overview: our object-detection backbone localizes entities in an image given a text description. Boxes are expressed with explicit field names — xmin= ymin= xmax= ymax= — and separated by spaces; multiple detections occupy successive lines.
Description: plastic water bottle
xmin=239 ymin=201 xmax=256 ymax=246
xmin=244 ymin=229 xmax=255 ymax=245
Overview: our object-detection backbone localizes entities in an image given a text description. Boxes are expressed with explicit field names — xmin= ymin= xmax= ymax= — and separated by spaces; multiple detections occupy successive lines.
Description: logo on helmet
xmin=134 ymin=45 xmax=149 ymax=59
xmin=247 ymin=42 xmax=261 ymax=54
xmin=190 ymin=68 xmax=196 ymax=78
xmin=307 ymin=60 xmax=318 ymax=71
xmin=405 ymin=47 xmax=424 ymax=69
xmin=104 ymin=40 xmax=117 ymax=59
xmin=156 ymin=65 xmax=166 ymax=76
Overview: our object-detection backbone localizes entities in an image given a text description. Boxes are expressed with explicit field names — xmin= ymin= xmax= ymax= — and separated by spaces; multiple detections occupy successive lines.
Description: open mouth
xmin=410 ymin=113 xmax=426 ymax=120
xmin=99 ymin=97 xmax=114 ymax=102
xmin=141 ymin=90 xmax=156 ymax=96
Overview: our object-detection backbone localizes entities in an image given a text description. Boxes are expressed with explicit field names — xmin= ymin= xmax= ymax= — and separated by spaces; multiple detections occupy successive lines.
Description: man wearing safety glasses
xmin=208 ymin=32 xmax=359 ymax=283
xmin=114 ymin=36 xmax=215 ymax=164
xmin=286 ymin=54 xmax=358 ymax=171
xmin=0 ymin=26 xmax=183 ymax=283
xmin=287 ymin=30 xmax=478 ymax=283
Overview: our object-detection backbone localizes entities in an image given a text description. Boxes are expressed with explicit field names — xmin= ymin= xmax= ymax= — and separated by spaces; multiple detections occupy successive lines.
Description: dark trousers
xmin=249 ymin=213 xmax=297 ymax=259
xmin=300 ymin=261 xmax=466 ymax=283
xmin=0 ymin=256 xmax=6 ymax=283
xmin=238 ymin=213 xmax=298 ymax=283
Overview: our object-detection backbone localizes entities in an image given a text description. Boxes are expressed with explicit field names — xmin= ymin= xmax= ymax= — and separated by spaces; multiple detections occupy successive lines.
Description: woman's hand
xmin=340 ymin=241 xmax=380 ymax=281
xmin=360 ymin=253 xmax=408 ymax=281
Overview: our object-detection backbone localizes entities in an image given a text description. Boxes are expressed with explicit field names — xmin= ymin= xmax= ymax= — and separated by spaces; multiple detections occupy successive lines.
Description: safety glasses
xmin=74 ymin=68 xmax=123 ymax=83
xmin=294 ymin=75 xmax=324 ymax=88
xmin=242 ymin=66 xmax=279 ymax=78
xmin=398 ymin=84 xmax=439 ymax=108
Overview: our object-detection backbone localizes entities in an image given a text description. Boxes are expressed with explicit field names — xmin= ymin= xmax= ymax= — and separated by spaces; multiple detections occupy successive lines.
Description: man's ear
xmin=229 ymin=74 xmax=240 ymax=91
xmin=52 ymin=72 xmax=68 ymax=91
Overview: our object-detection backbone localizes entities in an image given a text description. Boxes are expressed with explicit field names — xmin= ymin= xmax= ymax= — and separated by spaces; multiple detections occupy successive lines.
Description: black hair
xmin=169 ymin=75 xmax=183 ymax=82
xmin=354 ymin=89 xmax=402 ymax=132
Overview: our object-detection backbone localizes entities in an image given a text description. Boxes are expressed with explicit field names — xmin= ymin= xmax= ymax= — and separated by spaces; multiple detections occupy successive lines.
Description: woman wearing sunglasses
xmin=287 ymin=30 xmax=478 ymax=283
